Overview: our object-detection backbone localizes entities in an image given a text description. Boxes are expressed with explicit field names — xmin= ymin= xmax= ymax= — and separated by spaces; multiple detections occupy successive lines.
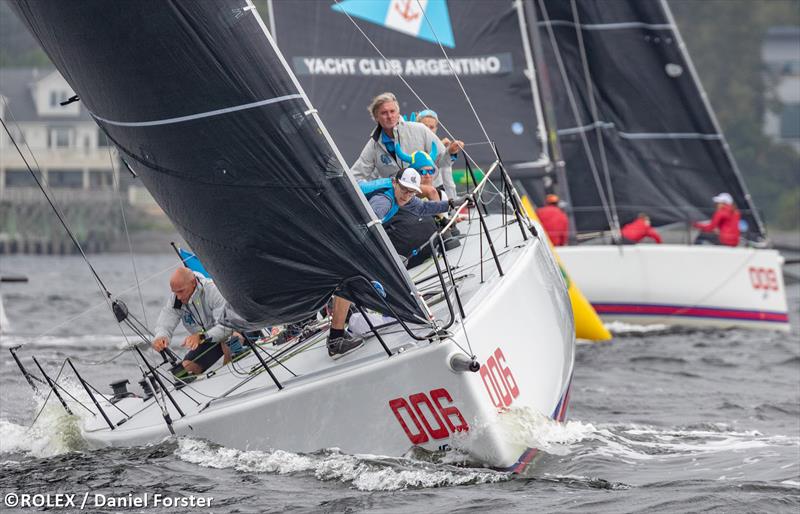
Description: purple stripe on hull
xmin=593 ymin=303 xmax=789 ymax=323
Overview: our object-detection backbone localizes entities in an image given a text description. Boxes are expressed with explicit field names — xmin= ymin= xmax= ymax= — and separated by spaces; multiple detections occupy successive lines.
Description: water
xmin=0 ymin=255 xmax=798 ymax=512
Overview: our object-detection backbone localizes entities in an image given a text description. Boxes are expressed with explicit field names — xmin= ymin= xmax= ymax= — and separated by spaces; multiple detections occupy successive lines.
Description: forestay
xmin=269 ymin=0 xmax=544 ymax=167
xmin=533 ymin=0 xmax=765 ymax=237
xmin=12 ymin=0 xmax=429 ymax=325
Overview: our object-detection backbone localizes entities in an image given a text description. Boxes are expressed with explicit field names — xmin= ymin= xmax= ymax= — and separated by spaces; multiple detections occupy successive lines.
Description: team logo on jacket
xmin=332 ymin=0 xmax=455 ymax=48
xmin=381 ymin=154 xmax=392 ymax=165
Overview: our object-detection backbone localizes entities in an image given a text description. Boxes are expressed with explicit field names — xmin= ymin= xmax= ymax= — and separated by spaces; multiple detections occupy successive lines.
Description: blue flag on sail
xmin=178 ymin=248 xmax=210 ymax=278
xmin=332 ymin=0 xmax=455 ymax=48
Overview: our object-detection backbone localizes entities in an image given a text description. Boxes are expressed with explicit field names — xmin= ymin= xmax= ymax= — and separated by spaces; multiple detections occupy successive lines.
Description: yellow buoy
xmin=521 ymin=196 xmax=612 ymax=341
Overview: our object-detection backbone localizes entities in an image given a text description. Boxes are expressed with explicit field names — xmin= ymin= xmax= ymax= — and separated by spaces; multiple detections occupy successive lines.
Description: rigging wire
xmin=414 ymin=0 xmax=499 ymax=162
xmin=0 ymin=112 xmax=112 ymax=298
xmin=330 ymin=0 xmax=488 ymax=169
xmin=535 ymin=0 xmax=618 ymax=235
xmin=107 ymin=137 xmax=149 ymax=327
xmin=568 ymin=0 xmax=621 ymax=237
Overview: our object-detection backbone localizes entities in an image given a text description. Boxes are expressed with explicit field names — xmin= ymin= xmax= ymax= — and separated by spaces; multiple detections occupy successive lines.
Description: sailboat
xmin=529 ymin=0 xmax=790 ymax=331
xmin=9 ymin=0 xmax=573 ymax=471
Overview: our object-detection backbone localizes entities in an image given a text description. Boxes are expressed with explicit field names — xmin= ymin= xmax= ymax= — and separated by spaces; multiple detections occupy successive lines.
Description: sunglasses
xmin=397 ymin=184 xmax=418 ymax=195
xmin=418 ymin=167 xmax=435 ymax=176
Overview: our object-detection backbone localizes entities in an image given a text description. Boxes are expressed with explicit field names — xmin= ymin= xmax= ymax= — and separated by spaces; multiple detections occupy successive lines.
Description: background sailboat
xmin=530 ymin=0 xmax=789 ymax=330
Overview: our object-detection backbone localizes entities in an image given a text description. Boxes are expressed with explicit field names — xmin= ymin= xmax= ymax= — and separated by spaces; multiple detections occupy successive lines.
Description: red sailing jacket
xmin=537 ymin=205 xmax=569 ymax=246
xmin=694 ymin=204 xmax=741 ymax=246
xmin=621 ymin=218 xmax=663 ymax=244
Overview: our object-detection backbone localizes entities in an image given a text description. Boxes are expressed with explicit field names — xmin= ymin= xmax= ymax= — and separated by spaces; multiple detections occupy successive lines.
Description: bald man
xmin=152 ymin=267 xmax=234 ymax=375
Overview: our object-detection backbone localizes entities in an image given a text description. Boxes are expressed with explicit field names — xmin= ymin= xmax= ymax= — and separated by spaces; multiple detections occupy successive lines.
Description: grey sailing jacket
xmin=153 ymin=273 xmax=233 ymax=343
xmin=351 ymin=120 xmax=457 ymax=199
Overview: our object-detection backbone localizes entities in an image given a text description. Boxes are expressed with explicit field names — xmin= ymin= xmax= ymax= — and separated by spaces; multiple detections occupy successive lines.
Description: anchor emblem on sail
xmin=394 ymin=0 xmax=420 ymax=22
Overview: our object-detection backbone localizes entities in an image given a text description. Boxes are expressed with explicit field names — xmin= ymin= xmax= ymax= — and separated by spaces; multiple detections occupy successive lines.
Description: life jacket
xmin=536 ymin=205 xmax=569 ymax=246
xmin=621 ymin=218 xmax=662 ymax=244
xmin=715 ymin=205 xmax=741 ymax=246
xmin=359 ymin=177 xmax=398 ymax=224
xmin=695 ymin=204 xmax=741 ymax=246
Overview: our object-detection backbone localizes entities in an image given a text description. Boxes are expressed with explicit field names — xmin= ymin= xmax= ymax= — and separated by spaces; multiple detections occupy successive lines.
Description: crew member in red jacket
xmin=693 ymin=192 xmax=741 ymax=247
xmin=536 ymin=194 xmax=569 ymax=246
xmin=621 ymin=213 xmax=662 ymax=244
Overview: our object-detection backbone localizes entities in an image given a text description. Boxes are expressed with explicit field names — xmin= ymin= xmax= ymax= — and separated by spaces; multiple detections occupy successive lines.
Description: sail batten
xmin=12 ymin=0 xmax=429 ymax=325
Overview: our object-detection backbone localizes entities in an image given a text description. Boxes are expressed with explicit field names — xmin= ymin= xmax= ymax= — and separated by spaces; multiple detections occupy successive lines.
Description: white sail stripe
xmin=619 ymin=132 xmax=722 ymax=140
xmin=90 ymin=94 xmax=304 ymax=127
xmin=558 ymin=122 xmax=721 ymax=140
xmin=538 ymin=20 xmax=674 ymax=31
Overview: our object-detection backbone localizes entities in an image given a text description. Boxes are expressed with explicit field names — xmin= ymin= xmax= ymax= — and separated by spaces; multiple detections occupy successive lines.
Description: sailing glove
xmin=448 ymin=195 xmax=474 ymax=210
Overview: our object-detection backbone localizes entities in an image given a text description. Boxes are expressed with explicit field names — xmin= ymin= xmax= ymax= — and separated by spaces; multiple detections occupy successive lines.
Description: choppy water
xmin=0 ymin=255 xmax=798 ymax=513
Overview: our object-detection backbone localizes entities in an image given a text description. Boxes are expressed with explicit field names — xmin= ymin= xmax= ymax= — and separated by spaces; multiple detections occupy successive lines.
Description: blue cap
xmin=416 ymin=109 xmax=438 ymax=120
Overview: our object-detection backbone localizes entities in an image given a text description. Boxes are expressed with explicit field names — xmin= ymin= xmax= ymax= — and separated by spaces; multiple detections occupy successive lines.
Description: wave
xmin=175 ymin=438 xmax=509 ymax=491
xmin=0 ymin=381 xmax=91 ymax=458
xmin=0 ymin=334 xmax=132 ymax=351
xmin=604 ymin=321 xmax=669 ymax=334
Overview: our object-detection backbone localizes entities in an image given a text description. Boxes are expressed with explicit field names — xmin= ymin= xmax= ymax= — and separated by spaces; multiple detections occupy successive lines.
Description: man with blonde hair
xmin=351 ymin=92 xmax=457 ymax=199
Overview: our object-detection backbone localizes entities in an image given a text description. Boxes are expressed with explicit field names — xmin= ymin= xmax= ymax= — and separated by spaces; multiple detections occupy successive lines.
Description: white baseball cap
xmin=712 ymin=192 xmax=733 ymax=205
xmin=397 ymin=168 xmax=422 ymax=193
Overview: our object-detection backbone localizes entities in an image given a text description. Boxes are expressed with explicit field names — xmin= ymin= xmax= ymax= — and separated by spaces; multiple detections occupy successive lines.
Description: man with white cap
xmin=693 ymin=192 xmax=741 ymax=247
xmin=325 ymin=168 xmax=471 ymax=359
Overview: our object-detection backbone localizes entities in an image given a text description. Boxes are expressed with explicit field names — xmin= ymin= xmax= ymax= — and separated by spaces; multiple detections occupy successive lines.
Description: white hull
xmin=81 ymin=217 xmax=575 ymax=471
xmin=558 ymin=244 xmax=789 ymax=331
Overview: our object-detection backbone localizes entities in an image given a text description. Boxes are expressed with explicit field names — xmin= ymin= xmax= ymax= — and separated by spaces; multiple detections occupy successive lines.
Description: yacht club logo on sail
xmin=332 ymin=0 xmax=455 ymax=48
xmin=289 ymin=0 xmax=514 ymax=78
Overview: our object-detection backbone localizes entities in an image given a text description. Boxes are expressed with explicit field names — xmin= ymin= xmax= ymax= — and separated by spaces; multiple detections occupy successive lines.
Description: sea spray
xmin=0 ymin=378 xmax=91 ymax=457
xmin=175 ymin=438 xmax=509 ymax=491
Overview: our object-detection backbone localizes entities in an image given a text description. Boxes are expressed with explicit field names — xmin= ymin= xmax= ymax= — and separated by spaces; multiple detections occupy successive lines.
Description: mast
xmin=659 ymin=0 xmax=767 ymax=240
xmin=518 ymin=0 xmax=577 ymax=237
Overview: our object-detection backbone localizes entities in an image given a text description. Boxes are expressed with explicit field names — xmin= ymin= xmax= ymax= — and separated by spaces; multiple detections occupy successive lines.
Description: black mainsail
xmin=269 ymin=0 xmax=546 ymax=167
xmin=532 ymin=0 xmax=766 ymax=237
xmin=12 ymin=0 xmax=429 ymax=324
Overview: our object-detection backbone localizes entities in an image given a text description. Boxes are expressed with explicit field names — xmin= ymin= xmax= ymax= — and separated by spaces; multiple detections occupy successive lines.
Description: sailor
xmin=398 ymin=146 xmax=441 ymax=201
xmin=621 ymin=213 xmax=663 ymax=244
xmin=536 ymin=194 xmax=569 ymax=246
xmin=351 ymin=92 xmax=457 ymax=200
xmin=151 ymin=267 xmax=241 ymax=375
xmin=693 ymin=192 xmax=741 ymax=247
xmin=327 ymin=168 xmax=471 ymax=359
xmin=415 ymin=109 xmax=464 ymax=165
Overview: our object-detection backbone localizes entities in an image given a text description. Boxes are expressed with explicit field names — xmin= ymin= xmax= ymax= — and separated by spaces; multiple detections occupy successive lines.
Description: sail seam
xmin=537 ymin=20 xmax=674 ymax=31
xmin=89 ymin=94 xmax=304 ymax=127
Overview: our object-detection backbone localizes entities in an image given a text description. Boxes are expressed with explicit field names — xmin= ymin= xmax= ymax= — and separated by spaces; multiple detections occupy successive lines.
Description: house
xmin=0 ymin=68 xmax=121 ymax=196
xmin=0 ymin=68 xmax=163 ymax=253
xmin=762 ymin=26 xmax=800 ymax=152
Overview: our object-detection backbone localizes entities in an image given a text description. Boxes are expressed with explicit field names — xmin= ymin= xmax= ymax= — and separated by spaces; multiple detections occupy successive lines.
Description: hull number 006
xmin=389 ymin=388 xmax=469 ymax=444
xmin=480 ymin=347 xmax=519 ymax=410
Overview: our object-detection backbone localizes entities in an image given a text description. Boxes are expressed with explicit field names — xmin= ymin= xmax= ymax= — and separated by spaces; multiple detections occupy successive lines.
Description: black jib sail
xmin=269 ymin=0 xmax=545 ymax=167
xmin=533 ymin=0 xmax=765 ymax=237
xmin=12 ymin=0 xmax=429 ymax=325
